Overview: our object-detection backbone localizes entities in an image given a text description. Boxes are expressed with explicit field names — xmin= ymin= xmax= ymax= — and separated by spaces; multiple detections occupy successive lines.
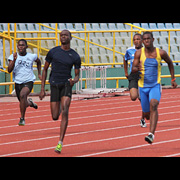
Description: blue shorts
xmin=139 ymin=84 xmax=162 ymax=113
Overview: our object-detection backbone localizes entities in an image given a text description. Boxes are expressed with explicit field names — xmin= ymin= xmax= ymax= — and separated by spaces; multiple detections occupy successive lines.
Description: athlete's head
xmin=133 ymin=33 xmax=143 ymax=49
xmin=17 ymin=39 xmax=28 ymax=55
xmin=60 ymin=29 xmax=72 ymax=45
xmin=142 ymin=31 xmax=154 ymax=48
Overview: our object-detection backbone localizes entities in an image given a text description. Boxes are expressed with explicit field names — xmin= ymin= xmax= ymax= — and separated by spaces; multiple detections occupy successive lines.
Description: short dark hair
xmin=133 ymin=33 xmax=143 ymax=39
xmin=18 ymin=39 xmax=28 ymax=46
xmin=143 ymin=31 xmax=154 ymax=39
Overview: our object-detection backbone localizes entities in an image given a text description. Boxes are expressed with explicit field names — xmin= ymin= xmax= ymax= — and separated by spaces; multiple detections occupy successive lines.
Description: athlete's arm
xmin=8 ymin=52 xmax=17 ymax=73
xmin=123 ymin=57 xmax=129 ymax=78
xmin=132 ymin=49 xmax=141 ymax=73
xmin=35 ymin=58 xmax=42 ymax=81
xmin=69 ymin=69 xmax=80 ymax=87
xmin=39 ymin=61 xmax=50 ymax=100
xmin=160 ymin=49 xmax=177 ymax=88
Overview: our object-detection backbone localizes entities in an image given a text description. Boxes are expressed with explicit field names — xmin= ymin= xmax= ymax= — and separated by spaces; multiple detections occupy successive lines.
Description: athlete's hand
xmin=13 ymin=52 xmax=18 ymax=61
xmin=39 ymin=90 xmax=46 ymax=100
xmin=125 ymin=72 xmax=129 ymax=79
xmin=69 ymin=78 xmax=75 ymax=87
xmin=171 ymin=81 xmax=178 ymax=89
xmin=38 ymin=74 xmax=42 ymax=81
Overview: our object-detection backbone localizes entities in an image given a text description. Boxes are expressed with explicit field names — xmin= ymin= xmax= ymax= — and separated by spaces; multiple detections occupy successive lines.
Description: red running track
xmin=0 ymin=88 xmax=180 ymax=157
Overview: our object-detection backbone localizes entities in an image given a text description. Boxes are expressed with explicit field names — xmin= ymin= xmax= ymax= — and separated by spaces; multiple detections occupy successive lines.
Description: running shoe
xmin=140 ymin=119 xmax=147 ymax=128
xmin=145 ymin=133 xmax=154 ymax=144
xmin=18 ymin=118 xmax=25 ymax=126
xmin=55 ymin=143 xmax=63 ymax=154
xmin=28 ymin=98 xmax=38 ymax=109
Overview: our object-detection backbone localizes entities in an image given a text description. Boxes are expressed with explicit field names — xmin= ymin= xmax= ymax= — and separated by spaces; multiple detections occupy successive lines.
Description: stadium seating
xmin=0 ymin=23 xmax=180 ymax=66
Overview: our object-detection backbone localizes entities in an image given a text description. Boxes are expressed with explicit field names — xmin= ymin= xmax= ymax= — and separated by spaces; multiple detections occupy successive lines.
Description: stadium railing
xmin=0 ymin=23 xmax=180 ymax=94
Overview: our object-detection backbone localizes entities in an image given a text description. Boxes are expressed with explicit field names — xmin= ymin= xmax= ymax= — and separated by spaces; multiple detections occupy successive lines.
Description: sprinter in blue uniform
xmin=132 ymin=31 xmax=177 ymax=144
xmin=123 ymin=33 xmax=147 ymax=127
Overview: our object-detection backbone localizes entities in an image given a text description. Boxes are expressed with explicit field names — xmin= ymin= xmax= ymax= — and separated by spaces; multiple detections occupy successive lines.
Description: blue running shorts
xmin=139 ymin=84 xmax=162 ymax=113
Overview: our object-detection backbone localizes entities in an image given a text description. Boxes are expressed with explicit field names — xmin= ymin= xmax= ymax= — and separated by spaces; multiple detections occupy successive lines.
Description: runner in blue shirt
xmin=8 ymin=39 xmax=42 ymax=126
xmin=123 ymin=33 xmax=148 ymax=127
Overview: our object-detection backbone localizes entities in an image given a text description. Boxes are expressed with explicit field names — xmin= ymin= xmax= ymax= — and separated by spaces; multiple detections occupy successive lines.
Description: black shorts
xmin=15 ymin=81 xmax=34 ymax=101
xmin=50 ymin=82 xmax=72 ymax=102
xmin=128 ymin=72 xmax=139 ymax=90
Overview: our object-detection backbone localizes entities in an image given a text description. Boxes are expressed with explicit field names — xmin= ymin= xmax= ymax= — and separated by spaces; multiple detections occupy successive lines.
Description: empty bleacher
xmin=0 ymin=23 xmax=180 ymax=67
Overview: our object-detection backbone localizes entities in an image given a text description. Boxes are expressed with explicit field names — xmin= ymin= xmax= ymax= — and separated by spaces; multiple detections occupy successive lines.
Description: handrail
xmin=3 ymin=24 xmax=180 ymax=66
xmin=0 ymin=69 xmax=9 ymax=73
xmin=1 ymin=75 xmax=180 ymax=92
xmin=1 ymin=23 xmax=180 ymax=94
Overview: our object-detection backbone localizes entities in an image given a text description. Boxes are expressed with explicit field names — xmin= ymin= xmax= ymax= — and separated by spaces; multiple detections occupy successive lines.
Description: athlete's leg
xmin=129 ymin=73 xmax=146 ymax=126
xmin=128 ymin=72 xmax=139 ymax=101
xmin=143 ymin=112 xmax=150 ymax=120
xmin=15 ymin=82 xmax=35 ymax=125
xmin=130 ymin=88 xmax=139 ymax=101
xmin=54 ymin=83 xmax=72 ymax=153
xmin=149 ymin=99 xmax=159 ymax=134
xmin=145 ymin=84 xmax=161 ymax=143
xmin=149 ymin=84 xmax=161 ymax=135
xmin=59 ymin=96 xmax=71 ymax=142
xmin=139 ymin=87 xmax=150 ymax=114
xmin=50 ymin=84 xmax=61 ymax=120
xmin=19 ymin=87 xmax=31 ymax=119
xmin=50 ymin=101 xmax=61 ymax=120
xmin=139 ymin=87 xmax=150 ymax=127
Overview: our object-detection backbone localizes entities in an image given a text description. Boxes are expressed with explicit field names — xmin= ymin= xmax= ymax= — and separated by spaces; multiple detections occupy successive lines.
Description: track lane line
xmin=163 ymin=152 xmax=180 ymax=157
xmin=0 ymin=117 xmax=180 ymax=147
xmin=0 ymin=110 xmax=180 ymax=137
xmin=1 ymin=88 xmax=180 ymax=157
xmin=1 ymin=101 xmax=180 ymax=125
xmin=1 ymin=126 xmax=180 ymax=157
xmin=78 ymin=138 xmax=180 ymax=157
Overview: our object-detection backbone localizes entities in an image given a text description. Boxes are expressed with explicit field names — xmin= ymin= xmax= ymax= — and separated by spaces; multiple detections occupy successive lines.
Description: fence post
xmin=55 ymin=23 xmax=58 ymax=46
xmin=168 ymin=31 xmax=171 ymax=56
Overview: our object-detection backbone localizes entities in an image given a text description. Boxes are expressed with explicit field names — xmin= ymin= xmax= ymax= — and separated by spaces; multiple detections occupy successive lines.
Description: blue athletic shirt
xmin=8 ymin=53 xmax=37 ymax=84
xmin=124 ymin=46 xmax=137 ymax=73
xmin=45 ymin=46 xmax=81 ymax=85
xmin=138 ymin=47 xmax=162 ymax=88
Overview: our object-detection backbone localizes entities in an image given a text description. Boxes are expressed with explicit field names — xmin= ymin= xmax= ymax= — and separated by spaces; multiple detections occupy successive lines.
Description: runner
xmin=8 ymin=39 xmax=42 ymax=126
xmin=132 ymin=31 xmax=177 ymax=144
xmin=123 ymin=33 xmax=147 ymax=127
xmin=39 ymin=30 xmax=81 ymax=153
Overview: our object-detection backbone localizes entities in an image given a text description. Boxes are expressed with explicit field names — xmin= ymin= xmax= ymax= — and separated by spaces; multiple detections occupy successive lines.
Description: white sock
xmin=58 ymin=141 xmax=63 ymax=146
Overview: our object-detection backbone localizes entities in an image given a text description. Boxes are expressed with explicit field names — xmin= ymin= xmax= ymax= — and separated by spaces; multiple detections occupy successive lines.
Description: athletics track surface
xmin=0 ymin=88 xmax=180 ymax=157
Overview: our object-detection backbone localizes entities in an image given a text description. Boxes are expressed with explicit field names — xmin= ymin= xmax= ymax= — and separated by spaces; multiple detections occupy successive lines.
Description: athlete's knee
xmin=61 ymin=108 xmax=69 ymax=117
xmin=52 ymin=114 xmax=59 ymax=121
xmin=19 ymin=89 xmax=29 ymax=101
xmin=61 ymin=97 xmax=71 ymax=118
xmin=51 ymin=112 xmax=60 ymax=120
xmin=150 ymin=99 xmax=159 ymax=111
xmin=19 ymin=93 xmax=26 ymax=100
xmin=130 ymin=89 xmax=138 ymax=101
xmin=130 ymin=95 xmax=137 ymax=101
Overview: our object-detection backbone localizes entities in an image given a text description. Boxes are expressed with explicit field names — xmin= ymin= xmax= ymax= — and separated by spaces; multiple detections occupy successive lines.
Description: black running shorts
xmin=15 ymin=81 xmax=34 ymax=101
xmin=128 ymin=72 xmax=139 ymax=90
xmin=50 ymin=82 xmax=72 ymax=102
